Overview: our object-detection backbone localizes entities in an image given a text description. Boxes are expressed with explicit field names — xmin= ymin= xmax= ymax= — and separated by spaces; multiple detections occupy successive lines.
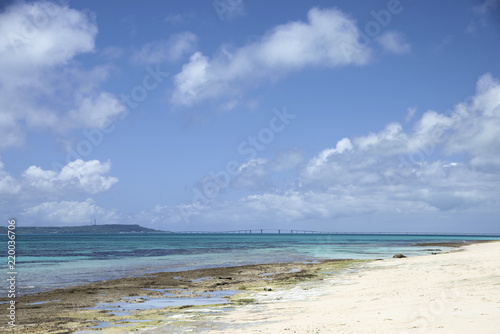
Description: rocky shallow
xmin=1 ymin=259 xmax=365 ymax=333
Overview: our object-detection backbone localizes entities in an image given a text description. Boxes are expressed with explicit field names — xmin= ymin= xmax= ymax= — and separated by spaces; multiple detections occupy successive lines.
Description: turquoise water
xmin=2 ymin=233 xmax=499 ymax=296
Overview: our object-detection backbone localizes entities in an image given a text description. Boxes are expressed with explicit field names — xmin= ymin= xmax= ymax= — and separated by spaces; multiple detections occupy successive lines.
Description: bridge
xmin=172 ymin=229 xmax=500 ymax=236
xmin=175 ymin=229 xmax=320 ymax=234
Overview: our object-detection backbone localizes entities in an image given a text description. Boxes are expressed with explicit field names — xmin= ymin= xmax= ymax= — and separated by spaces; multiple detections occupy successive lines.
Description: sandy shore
xmin=206 ymin=241 xmax=500 ymax=334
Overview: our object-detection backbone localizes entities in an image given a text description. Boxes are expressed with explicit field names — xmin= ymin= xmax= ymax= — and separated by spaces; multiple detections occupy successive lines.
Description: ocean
xmin=2 ymin=233 xmax=499 ymax=296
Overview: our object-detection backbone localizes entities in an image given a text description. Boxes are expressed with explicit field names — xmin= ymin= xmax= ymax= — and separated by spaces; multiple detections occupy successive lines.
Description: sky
xmin=0 ymin=0 xmax=499 ymax=233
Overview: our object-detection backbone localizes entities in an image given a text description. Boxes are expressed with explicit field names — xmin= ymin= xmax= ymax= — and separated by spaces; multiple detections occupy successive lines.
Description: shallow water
xmin=86 ymin=289 xmax=237 ymax=316
xmin=2 ymin=233 xmax=499 ymax=295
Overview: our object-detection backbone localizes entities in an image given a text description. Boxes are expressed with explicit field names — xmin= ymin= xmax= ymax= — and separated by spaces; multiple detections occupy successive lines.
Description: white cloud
xmin=232 ymin=150 xmax=303 ymax=190
xmin=68 ymin=92 xmax=126 ymax=129
xmin=172 ymin=52 xmax=211 ymax=106
xmin=132 ymin=32 xmax=198 ymax=64
xmin=0 ymin=1 xmax=97 ymax=75
xmin=270 ymin=150 xmax=304 ymax=172
xmin=0 ymin=159 xmax=21 ymax=195
xmin=1 ymin=156 xmax=119 ymax=225
xmin=172 ymin=7 xmax=372 ymax=107
xmin=23 ymin=198 xmax=120 ymax=225
xmin=146 ymin=73 xmax=500 ymax=230
xmin=22 ymin=159 xmax=118 ymax=195
xmin=233 ymin=158 xmax=270 ymax=190
xmin=354 ymin=123 xmax=407 ymax=154
xmin=0 ymin=1 xmax=126 ymax=150
xmin=299 ymin=73 xmax=500 ymax=208
xmin=142 ymin=189 xmax=440 ymax=231
xmin=376 ymin=31 xmax=411 ymax=54
xmin=405 ymin=106 xmax=417 ymax=122
xmin=305 ymin=138 xmax=353 ymax=175
xmin=443 ymin=73 xmax=500 ymax=168
xmin=0 ymin=158 xmax=118 ymax=198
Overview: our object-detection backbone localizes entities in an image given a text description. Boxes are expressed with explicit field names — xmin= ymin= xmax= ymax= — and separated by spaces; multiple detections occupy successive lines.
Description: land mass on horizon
xmin=1 ymin=224 xmax=168 ymax=234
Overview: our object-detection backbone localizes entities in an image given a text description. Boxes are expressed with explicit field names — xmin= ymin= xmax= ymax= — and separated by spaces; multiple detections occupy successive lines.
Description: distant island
xmin=0 ymin=224 xmax=169 ymax=234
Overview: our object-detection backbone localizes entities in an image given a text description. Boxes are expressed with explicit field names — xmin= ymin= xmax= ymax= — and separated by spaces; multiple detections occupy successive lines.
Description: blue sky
xmin=1 ymin=0 xmax=499 ymax=232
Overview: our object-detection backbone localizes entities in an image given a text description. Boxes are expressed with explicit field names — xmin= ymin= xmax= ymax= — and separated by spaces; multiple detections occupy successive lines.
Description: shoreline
xmin=1 ymin=240 xmax=498 ymax=333
xmin=206 ymin=240 xmax=500 ymax=333
xmin=6 ymin=238 xmax=489 ymax=298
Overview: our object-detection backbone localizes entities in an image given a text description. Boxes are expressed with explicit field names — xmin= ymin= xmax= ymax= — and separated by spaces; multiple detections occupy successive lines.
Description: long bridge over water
xmin=173 ymin=229 xmax=500 ymax=236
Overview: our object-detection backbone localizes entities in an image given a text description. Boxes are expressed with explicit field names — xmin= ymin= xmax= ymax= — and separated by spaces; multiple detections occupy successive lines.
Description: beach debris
xmin=264 ymin=287 xmax=273 ymax=291
xmin=393 ymin=254 xmax=406 ymax=258
xmin=218 ymin=276 xmax=232 ymax=280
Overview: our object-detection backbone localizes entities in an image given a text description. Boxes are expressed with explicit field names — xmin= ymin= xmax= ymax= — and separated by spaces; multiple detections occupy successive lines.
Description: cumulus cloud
xmin=0 ymin=1 xmax=96 ymax=74
xmin=299 ymin=73 xmax=500 ymax=211
xmin=443 ymin=73 xmax=500 ymax=167
xmin=139 ymin=188 xmax=441 ymax=231
xmin=0 ymin=159 xmax=21 ymax=195
xmin=132 ymin=32 xmax=198 ymax=64
xmin=22 ymin=159 xmax=118 ymax=195
xmin=144 ymin=73 xmax=500 ymax=230
xmin=0 ymin=1 xmax=126 ymax=150
xmin=23 ymin=198 xmax=120 ymax=225
xmin=171 ymin=7 xmax=372 ymax=107
xmin=0 ymin=158 xmax=118 ymax=199
xmin=305 ymin=138 xmax=353 ymax=176
xmin=68 ymin=91 xmax=126 ymax=129
xmin=0 ymin=156 xmax=119 ymax=225
xmin=232 ymin=150 xmax=303 ymax=190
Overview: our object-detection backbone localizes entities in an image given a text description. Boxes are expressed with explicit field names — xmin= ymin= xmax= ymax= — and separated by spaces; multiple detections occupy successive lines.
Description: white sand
xmin=207 ymin=241 xmax=500 ymax=333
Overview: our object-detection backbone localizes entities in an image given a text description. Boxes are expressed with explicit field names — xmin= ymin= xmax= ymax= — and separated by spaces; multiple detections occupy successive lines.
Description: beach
xmin=1 ymin=240 xmax=499 ymax=333
xmin=3 ymin=1 xmax=500 ymax=332
xmin=206 ymin=241 xmax=500 ymax=333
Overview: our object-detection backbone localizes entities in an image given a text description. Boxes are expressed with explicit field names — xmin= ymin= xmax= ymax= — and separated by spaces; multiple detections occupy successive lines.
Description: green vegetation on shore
xmin=0 ymin=224 xmax=168 ymax=234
